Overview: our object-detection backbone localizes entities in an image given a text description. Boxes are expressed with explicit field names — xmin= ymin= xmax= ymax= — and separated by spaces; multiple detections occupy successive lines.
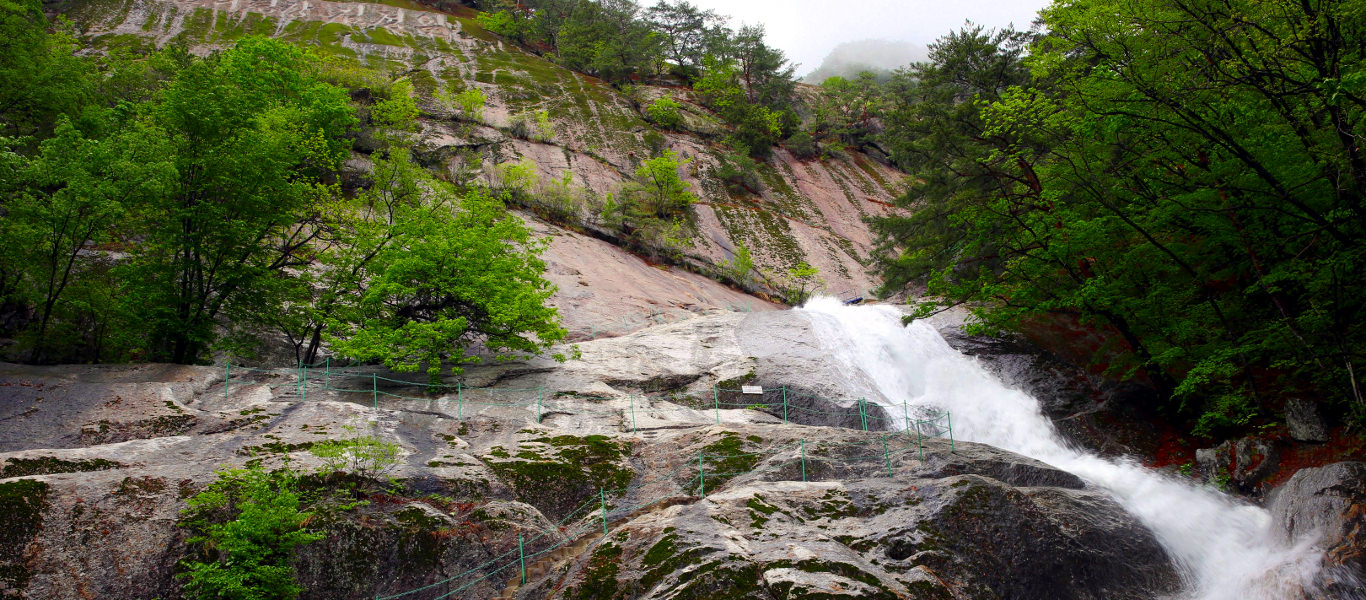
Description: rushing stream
xmin=799 ymin=297 xmax=1326 ymax=600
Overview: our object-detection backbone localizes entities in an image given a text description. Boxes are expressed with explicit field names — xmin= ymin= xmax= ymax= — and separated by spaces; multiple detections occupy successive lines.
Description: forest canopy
xmin=871 ymin=0 xmax=1366 ymax=435
xmin=0 ymin=0 xmax=566 ymax=375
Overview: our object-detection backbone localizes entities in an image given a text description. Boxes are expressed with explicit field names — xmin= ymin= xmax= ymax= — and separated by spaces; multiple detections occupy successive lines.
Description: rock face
xmin=0 ymin=315 xmax=1182 ymax=600
xmin=60 ymin=0 xmax=905 ymax=340
xmin=1268 ymin=462 xmax=1366 ymax=599
xmin=931 ymin=316 xmax=1174 ymax=460
xmin=1286 ymin=398 xmax=1331 ymax=443
xmin=1196 ymin=437 xmax=1281 ymax=496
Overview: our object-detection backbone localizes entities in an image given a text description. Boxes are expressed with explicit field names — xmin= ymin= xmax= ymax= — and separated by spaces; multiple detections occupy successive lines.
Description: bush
xmin=178 ymin=464 xmax=323 ymax=600
xmin=713 ymin=152 xmax=763 ymax=196
xmin=645 ymin=96 xmax=684 ymax=129
xmin=309 ymin=431 xmax=401 ymax=479
xmin=784 ymin=131 xmax=817 ymax=160
xmin=509 ymin=110 xmax=553 ymax=141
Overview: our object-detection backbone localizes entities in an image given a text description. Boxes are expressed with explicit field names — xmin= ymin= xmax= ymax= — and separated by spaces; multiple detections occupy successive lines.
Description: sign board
xmin=741 ymin=385 xmax=764 ymax=395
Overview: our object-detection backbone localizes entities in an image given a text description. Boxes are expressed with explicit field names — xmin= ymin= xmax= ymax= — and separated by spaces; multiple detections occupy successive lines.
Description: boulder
xmin=1286 ymin=398 xmax=1330 ymax=443
xmin=1268 ymin=462 xmax=1366 ymax=599
xmin=1195 ymin=437 xmax=1280 ymax=496
xmin=544 ymin=429 xmax=1178 ymax=600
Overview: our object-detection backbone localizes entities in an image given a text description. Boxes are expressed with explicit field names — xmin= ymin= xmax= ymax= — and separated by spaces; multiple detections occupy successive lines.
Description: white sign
xmin=741 ymin=385 xmax=764 ymax=395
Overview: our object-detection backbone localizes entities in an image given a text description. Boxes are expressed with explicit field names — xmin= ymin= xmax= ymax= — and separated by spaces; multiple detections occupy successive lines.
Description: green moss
xmin=640 ymin=543 xmax=716 ymax=591
xmin=699 ymin=432 xmax=761 ymax=490
xmin=174 ymin=7 xmax=216 ymax=43
xmin=764 ymin=558 xmax=895 ymax=596
xmin=483 ymin=434 xmax=634 ymax=521
xmin=800 ymin=489 xmax=857 ymax=520
xmin=670 ymin=562 xmax=768 ymax=600
xmin=642 ymin=532 xmax=678 ymax=568
xmin=363 ymin=26 xmax=407 ymax=47
xmin=564 ymin=541 xmax=622 ymax=600
xmin=1 ymin=457 xmax=122 ymax=479
xmin=0 ymin=479 xmax=49 ymax=592
xmin=236 ymin=440 xmax=316 ymax=456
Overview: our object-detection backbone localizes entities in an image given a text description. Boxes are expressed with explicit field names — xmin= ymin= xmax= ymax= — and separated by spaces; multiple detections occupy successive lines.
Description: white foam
xmin=799 ymin=297 xmax=1325 ymax=600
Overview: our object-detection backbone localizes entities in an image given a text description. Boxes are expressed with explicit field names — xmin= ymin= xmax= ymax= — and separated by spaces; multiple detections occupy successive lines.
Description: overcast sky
xmin=683 ymin=0 xmax=1053 ymax=76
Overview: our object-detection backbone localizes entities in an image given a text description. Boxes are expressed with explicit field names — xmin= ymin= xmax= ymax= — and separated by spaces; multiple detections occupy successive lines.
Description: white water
xmin=798 ymin=297 xmax=1325 ymax=600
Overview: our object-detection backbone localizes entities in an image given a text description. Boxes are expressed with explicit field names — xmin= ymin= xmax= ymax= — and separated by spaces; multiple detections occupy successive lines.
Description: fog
xmin=682 ymin=0 xmax=1050 ymax=77
xmin=801 ymin=39 xmax=929 ymax=83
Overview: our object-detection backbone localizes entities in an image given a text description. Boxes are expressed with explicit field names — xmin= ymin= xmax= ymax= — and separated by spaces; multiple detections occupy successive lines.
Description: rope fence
xmin=220 ymin=361 xmax=956 ymax=600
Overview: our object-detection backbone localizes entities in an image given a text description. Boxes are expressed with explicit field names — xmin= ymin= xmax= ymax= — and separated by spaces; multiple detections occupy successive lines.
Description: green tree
xmin=119 ymin=37 xmax=356 ymax=363
xmin=622 ymin=150 xmax=696 ymax=218
xmin=877 ymin=2 xmax=1366 ymax=434
xmin=325 ymin=186 xmax=566 ymax=379
xmin=178 ymin=464 xmax=323 ymax=600
xmin=644 ymin=0 xmax=725 ymax=79
xmin=1 ymin=117 xmax=173 ymax=362
xmin=556 ymin=0 xmax=662 ymax=83
xmin=0 ymin=0 xmax=92 ymax=136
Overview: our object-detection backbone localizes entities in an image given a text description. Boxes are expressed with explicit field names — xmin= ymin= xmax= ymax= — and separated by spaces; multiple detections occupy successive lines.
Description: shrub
xmin=178 ymin=464 xmax=323 ymax=600
xmin=309 ymin=431 xmax=401 ymax=479
xmin=645 ymin=96 xmax=684 ymax=129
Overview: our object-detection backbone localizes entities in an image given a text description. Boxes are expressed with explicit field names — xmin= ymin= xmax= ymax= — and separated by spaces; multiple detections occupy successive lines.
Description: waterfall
xmin=798 ymin=297 xmax=1326 ymax=600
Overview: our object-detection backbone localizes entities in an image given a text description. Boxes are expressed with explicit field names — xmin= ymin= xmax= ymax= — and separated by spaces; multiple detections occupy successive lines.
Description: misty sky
xmin=684 ymin=0 xmax=1053 ymax=76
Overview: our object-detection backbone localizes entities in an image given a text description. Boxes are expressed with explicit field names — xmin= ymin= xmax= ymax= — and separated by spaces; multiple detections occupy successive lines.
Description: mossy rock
xmin=1 ymin=456 xmax=122 ymax=479
xmin=0 ymin=479 xmax=49 ymax=593
xmin=483 ymin=434 xmax=633 ymax=521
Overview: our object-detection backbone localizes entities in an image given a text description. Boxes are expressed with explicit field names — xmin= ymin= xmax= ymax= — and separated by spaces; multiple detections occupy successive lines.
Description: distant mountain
xmin=801 ymin=39 xmax=929 ymax=83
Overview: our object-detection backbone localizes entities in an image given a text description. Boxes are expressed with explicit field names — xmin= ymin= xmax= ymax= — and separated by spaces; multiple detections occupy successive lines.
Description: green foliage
xmin=554 ymin=0 xmax=662 ymax=83
xmin=809 ymin=71 xmax=884 ymax=152
xmin=644 ymin=0 xmax=725 ymax=77
xmin=475 ymin=9 xmax=527 ymax=41
xmin=325 ymin=186 xmax=566 ymax=378
xmin=0 ymin=0 xmax=93 ymax=136
xmin=875 ymin=3 xmax=1366 ymax=434
xmin=309 ymin=429 xmax=401 ymax=479
xmin=494 ymin=157 xmax=540 ymax=196
xmin=370 ymin=77 xmax=420 ymax=131
xmin=722 ymin=242 xmax=754 ymax=286
xmin=119 ymin=37 xmax=356 ymax=364
xmin=781 ymin=262 xmax=822 ymax=306
xmin=711 ymin=150 xmax=763 ymax=195
xmin=178 ymin=464 xmax=323 ymax=600
xmin=449 ymin=87 xmax=486 ymax=122
xmin=645 ymin=95 xmax=684 ymax=129
xmin=509 ymin=109 xmax=553 ymax=141
xmin=622 ymin=150 xmax=696 ymax=218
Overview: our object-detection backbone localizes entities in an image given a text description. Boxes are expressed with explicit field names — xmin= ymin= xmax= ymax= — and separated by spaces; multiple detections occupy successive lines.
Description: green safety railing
xmin=218 ymin=362 xmax=958 ymax=600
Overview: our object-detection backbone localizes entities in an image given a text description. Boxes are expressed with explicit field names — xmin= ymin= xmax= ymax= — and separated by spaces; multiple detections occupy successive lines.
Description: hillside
xmin=54 ymin=0 xmax=902 ymax=339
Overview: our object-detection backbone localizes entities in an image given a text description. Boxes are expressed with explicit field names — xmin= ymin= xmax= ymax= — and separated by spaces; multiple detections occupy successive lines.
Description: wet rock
xmin=935 ymin=325 xmax=1171 ymax=460
xmin=548 ymin=430 xmax=1177 ymax=600
xmin=1195 ymin=438 xmax=1280 ymax=496
xmin=1286 ymin=398 xmax=1330 ymax=443
xmin=1268 ymin=462 xmax=1366 ymax=599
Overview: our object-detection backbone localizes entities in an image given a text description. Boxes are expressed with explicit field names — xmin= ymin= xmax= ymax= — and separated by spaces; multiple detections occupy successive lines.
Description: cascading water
xmin=798 ymin=297 xmax=1327 ymax=600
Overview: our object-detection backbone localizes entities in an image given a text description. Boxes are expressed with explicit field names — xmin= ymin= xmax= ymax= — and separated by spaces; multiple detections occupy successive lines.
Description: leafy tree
xmin=644 ymin=0 xmax=726 ymax=78
xmin=781 ymin=262 xmax=821 ymax=306
xmin=0 ymin=0 xmax=92 ymax=136
xmin=178 ymin=464 xmax=323 ymax=600
xmin=809 ymin=72 xmax=884 ymax=151
xmin=118 ymin=37 xmax=356 ymax=363
xmin=622 ymin=150 xmax=696 ymax=218
xmin=645 ymin=95 xmax=684 ymax=129
xmin=279 ymin=148 xmax=427 ymax=364
xmin=1 ymin=117 xmax=172 ymax=362
xmin=877 ymin=2 xmax=1366 ymax=434
xmin=325 ymin=186 xmax=566 ymax=379
xmin=556 ymin=0 xmax=662 ymax=83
